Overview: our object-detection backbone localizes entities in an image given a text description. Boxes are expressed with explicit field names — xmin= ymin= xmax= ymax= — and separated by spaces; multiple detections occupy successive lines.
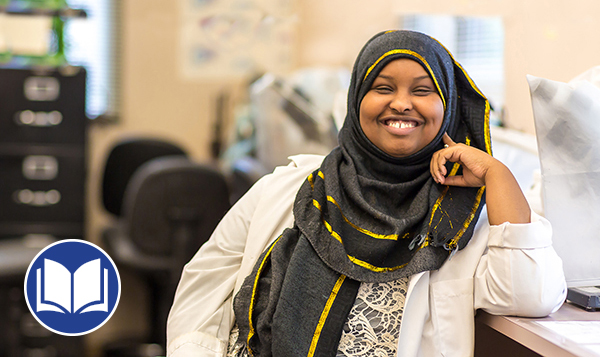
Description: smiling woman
xmin=359 ymin=58 xmax=444 ymax=158
xmin=166 ymin=30 xmax=566 ymax=357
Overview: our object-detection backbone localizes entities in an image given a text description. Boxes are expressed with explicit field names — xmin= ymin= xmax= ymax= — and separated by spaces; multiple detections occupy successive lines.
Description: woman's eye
xmin=373 ymin=86 xmax=392 ymax=93
xmin=414 ymin=88 xmax=433 ymax=95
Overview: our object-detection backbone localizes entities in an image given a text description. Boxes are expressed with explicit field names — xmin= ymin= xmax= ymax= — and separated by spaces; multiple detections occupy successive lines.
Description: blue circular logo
xmin=24 ymin=239 xmax=121 ymax=336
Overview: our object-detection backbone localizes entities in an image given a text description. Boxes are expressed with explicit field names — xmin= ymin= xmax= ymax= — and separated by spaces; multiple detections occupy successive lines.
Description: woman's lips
xmin=382 ymin=118 xmax=421 ymax=135
xmin=385 ymin=119 xmax=418 ymax=128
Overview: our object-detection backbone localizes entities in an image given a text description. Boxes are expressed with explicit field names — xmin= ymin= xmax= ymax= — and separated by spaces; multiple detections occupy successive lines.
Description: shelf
xmin=0 ymin=3 xmax=86 ymax=17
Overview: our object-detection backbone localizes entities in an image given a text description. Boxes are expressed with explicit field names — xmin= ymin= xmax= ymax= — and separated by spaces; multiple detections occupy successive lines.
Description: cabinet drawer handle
xmin=23 ymin=155 xmax=59 ymax=180
xmin=24 ymin=76 xmax=60 ymax=101
xmin=14 ymin=189 xmax=61 ymax=206
xmin=15 ymin=110 xmax=63 ymax=127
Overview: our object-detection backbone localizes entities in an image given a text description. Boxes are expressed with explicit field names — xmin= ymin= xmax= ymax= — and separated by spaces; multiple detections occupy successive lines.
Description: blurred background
xmin=1 ymin=0 xmax=600 ymax=356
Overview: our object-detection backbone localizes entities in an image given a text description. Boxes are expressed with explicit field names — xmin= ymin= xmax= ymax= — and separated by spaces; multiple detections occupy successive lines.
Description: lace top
xmin=336 ymin=277 xmax=408 ymax=357
xmin=227 ymin=277 xmax=409 ymax=357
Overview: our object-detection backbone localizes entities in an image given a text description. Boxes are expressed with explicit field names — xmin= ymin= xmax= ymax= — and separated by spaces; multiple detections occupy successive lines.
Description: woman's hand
xmin=430 ymin=133 xmax=497 ymax=187
xmin=430 ymin=133 xmax=531 ymax=225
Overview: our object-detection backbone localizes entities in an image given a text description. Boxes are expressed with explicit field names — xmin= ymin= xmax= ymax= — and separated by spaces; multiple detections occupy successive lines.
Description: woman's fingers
xmin=441 ymin=174 xmax=466 ymax=186
xmin=442 ymin=132 xmax=456 ymax=147
xmin=431 ymin=146 xmax=450 ymax=184
xmin=431 ymin=133 xmax=480 ymax=187
xmin=432 ymin=133 xmax=457 ymax=183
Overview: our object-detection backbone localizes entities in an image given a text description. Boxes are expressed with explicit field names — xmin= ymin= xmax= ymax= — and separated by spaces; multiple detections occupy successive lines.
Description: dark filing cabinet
xmin=0 ymin=66 xmax=88 ymax=357
xmin=0 ymin=66 xmax=87 ymax=240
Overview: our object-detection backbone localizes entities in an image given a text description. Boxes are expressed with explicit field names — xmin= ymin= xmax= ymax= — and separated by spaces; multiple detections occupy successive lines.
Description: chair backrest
xmin=101 ymin=138 xmax=187 ymax=217
xmin=121 ymin=156 xmax=230 ymax=263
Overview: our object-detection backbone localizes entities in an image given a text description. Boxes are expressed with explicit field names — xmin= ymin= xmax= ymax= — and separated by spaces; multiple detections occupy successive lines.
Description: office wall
xmin=85 ymin=0 xmax=600 ymax=354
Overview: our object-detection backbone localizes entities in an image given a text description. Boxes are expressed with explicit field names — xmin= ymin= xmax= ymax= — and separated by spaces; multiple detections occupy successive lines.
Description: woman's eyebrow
xmin=414 ymin=75 xmax=432 ymax=81
xmin=376 ymin=74 xmax=432 ymax=81
xmin=377 ymin=74 xmax=395 ymax=80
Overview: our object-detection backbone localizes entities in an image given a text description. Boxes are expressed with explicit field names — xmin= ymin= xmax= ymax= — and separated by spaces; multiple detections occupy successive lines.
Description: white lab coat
xmin=166 ymin=154 xmax=567 ymax=357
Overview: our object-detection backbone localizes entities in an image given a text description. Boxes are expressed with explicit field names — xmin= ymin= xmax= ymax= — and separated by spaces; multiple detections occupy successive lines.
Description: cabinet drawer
xmin=0 ymin=152 xmax=85 ymax=224
xmin=0 ymin=67 xmax=87 ymax=145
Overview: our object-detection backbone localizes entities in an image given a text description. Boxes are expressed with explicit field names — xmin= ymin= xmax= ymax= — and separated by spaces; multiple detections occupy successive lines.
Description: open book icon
xmin=36 ymin=258 xmax=109 ymax=314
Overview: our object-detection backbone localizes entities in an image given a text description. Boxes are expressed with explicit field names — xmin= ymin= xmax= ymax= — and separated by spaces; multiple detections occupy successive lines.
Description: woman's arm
xmin=430 ymin=133 xmax=531 ymax=225
xmin=472 ymin=211 xmax=567 ymax=316
xmin=431 ymin=133 xmax=566 ymax=316
xmin=167 ymin=174 xmax=268 ymax=357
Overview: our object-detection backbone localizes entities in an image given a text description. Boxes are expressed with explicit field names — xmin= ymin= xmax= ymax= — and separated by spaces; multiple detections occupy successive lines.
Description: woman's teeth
xmin=387 ymin=121 xmax=416 ymax=129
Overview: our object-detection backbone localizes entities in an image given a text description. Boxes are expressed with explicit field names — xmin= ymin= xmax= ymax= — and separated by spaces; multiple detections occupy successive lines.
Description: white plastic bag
xmin=528 ymin=68 xmax=600 ymax=287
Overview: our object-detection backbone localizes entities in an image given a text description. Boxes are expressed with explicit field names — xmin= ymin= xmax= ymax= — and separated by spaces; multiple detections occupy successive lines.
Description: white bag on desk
xmin=528 ymin=68 xmax=600 ymax=288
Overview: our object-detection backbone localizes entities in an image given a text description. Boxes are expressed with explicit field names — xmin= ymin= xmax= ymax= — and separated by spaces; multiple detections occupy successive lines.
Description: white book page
xmin=36 ymin=268 xmax=64 ymax=313
xmin=73 ymin=258 xmax=101 ymax=313
xmin=43 ymin=259 xmax=71 ymax=312
xmin=81 ymin=269 xmax=108 ymax=313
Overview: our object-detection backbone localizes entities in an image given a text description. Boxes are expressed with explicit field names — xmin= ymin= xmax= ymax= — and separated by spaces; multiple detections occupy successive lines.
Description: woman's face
xmin=359 ymin=58 xmax=444 ymax=158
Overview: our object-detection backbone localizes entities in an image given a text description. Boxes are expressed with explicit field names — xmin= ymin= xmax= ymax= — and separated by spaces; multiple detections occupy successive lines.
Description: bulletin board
xmin=178 ymin=0 xmax=296 ymax=80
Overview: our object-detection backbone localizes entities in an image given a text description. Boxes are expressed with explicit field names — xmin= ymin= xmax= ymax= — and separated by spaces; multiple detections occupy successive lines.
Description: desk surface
xmin=477 ymin=302 xmax=600 ymax=357
xmin=0 ymin=236 xmax=55 ymax=281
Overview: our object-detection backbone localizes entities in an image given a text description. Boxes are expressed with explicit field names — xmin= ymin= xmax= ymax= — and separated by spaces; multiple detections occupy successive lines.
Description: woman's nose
xmin=389 ymin=91 xmax=412 ymax=112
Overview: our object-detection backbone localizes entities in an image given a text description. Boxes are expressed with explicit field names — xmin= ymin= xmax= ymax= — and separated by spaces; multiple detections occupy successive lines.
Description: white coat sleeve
xmin=474 ymin=211 xmax=567 ymax=317
xmin=166 ymin=173 xmax=269 ymax=357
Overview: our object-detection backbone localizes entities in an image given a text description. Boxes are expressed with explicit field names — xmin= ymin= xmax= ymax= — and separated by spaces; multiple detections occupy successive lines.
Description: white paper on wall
xmin=528 ymin=68 xmax=600 ymax=287
xmin=178 ymin=0 xmax=296 ymax=80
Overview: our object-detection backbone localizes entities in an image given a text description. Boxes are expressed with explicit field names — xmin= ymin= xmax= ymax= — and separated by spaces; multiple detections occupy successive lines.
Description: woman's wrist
xmin=484 ymin=162 xmax=531 ymax=225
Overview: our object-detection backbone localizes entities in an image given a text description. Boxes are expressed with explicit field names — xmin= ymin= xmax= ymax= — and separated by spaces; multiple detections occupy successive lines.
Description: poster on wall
xmin=179 ymin=0 xmax=296 ymax=80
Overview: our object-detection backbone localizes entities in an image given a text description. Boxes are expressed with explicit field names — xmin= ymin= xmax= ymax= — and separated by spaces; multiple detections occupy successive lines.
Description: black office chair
xmin=102 ymin=138 xmax=188 ymax=218
xmin=100 ymin=139 xmax=230 ymax=356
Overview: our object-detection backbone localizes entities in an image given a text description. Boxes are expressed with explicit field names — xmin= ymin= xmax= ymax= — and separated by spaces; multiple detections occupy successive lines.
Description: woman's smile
xmin=381 ymin=115 xmax=423 ymax=133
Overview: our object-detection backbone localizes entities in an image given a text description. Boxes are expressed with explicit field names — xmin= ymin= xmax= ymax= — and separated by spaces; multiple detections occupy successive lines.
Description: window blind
xmin=65 ymin=0 xmax=120 ymax=119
